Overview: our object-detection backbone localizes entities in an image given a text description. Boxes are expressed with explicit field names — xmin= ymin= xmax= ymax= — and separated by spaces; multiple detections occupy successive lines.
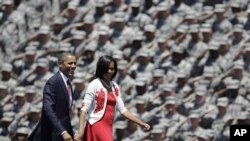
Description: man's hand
xmin=74 ymin=132 xmax=83 ymax=141
xmin=62 ymin=132 xmax=73 ymax=141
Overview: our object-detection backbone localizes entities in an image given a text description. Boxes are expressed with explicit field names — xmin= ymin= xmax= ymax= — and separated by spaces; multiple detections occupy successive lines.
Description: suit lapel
xmin=56 ymin=72 xmax=70 ymax=107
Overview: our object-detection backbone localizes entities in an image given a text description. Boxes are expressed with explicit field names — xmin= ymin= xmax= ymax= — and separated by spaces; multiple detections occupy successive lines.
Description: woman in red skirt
xmin=74 ymin=55 xmax=150 ymax=141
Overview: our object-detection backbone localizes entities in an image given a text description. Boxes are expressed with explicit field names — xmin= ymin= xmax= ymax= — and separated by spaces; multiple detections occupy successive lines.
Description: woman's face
xmin=103 ymin=62 xmax=115 ymax=81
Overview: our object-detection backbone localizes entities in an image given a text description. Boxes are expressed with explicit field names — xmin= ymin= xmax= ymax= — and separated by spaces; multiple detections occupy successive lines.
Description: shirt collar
xmin=59 ymin=71 xmax=69 ymax=85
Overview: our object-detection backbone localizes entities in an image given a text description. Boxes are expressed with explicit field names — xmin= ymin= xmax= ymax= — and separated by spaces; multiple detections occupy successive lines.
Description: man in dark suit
xmin=28 ymin=53 xmax=77 ymax=141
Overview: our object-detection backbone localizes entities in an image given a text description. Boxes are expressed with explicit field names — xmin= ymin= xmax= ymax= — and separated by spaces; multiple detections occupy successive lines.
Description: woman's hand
xmin=140 ymin=122 xmax=151 ymax=131
xmin=74 ymin=132 xmax=83 ymax=141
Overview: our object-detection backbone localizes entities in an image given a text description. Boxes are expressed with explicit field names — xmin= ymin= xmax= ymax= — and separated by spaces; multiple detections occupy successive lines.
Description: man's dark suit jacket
xmin=28 ymin=72 xmax=73 ymax=141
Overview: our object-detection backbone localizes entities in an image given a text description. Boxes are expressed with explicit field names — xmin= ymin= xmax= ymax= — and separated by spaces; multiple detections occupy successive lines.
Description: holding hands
xmin=74 ymin=133 xmax=82 ymax=141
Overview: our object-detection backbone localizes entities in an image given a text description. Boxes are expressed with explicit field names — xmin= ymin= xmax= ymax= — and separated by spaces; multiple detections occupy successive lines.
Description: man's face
xmin=59 ymin=55 xmax=76 ymax=78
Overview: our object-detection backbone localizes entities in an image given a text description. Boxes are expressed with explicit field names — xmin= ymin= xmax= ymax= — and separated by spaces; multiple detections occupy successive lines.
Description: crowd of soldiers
xmin=1 ymin=0 xmax=250 ymax=141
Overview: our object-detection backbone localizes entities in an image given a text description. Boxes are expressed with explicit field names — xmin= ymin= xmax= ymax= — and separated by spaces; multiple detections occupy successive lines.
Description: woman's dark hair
xmin=95 ymin=55 xmax=117 ymax=80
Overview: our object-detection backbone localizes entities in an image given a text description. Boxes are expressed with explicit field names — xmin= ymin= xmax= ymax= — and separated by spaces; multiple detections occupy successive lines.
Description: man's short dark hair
xmin=57 ymin=53 xmax=75 ymax=64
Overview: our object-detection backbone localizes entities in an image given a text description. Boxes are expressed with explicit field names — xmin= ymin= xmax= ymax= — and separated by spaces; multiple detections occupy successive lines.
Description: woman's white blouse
xmin=81 ymin=78 xmax=127 ymax=125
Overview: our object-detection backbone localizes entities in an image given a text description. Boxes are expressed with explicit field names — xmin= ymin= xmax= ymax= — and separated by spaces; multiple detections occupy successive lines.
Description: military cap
xmin=208 ymin=41 xmax=219 ymax=50
xmin=195 ymin=130 xmax=210 ymax=140
xmin=195 ymin=85 xmax=207 ymax=96
xmin=84 ymin=15 xmax=94 ymax=24
xmin=28 ymin=41 xmax=39 ymax=48
xmin=165 ymin=96 xmax=176 ymax=105
xmin=135 ymin=78 xmax=146 ymax=86
xmin=244 ymin=46 xmax=250 ymax=52
xmin=25 ymin=86 xmax=36 ymax=94
xmin=237 ymin=111 xmax=249 ymax=120
xmin=67 ymin=1 xmax=78 ymax=10
xmin=217 ymin=97 xmax=229 ymax=107
xmin=37 ymin=58 xmax=49 ymax=67
xmin=14 ymin=92 xmax=25 ymax=97
xmin=2 ymin=104 xmax=14 ymax=112
xmin=214 ymin=4 xmax=226 ymax=13
xmin=0 ymin=136 xmax=11 ymax=141
xmin=185 ymin=11 xmax=196 ymax=20
xmin=16 ymin=127 xmax=30 ymax=135
xmin=132 ymin=31 xmax=144 ymax=41
xmin=53 ymin=16 xmax=66 ymax=25
xmin=172 ymin=47 xmax=184 ymax=54
xmin=230 ymin=1 xmax=241 ymax=8
xmin=176 ymin=25 xmax=188 ymax=33
xmin=157 ymin=36 xmax=167 ymax=43
xmin=153 ymin=69 xmax=164 ymax=77
xmin=1 ymin=113 xmax=14 ymax=123
xmin=73 ymin=77 xmax=84 ymax=83
xmin=157 ymin=2 xmax=170 ymax=11
xmin=203 ymin=6 xmax=213 ymax=14
xmin=247 ymin=7 xmax=250 ymax=13
xmin=115 ymin=120 xmax=128 ymax=129
xmin=98 ymin=25 xmax=110 ymax=36
xmin=151 ymin=124 xmax=165 ymax=134
xmin=38 ymin=25 xmax=50 ymax=34
xmin=113 ymin=12 xmax=126 ymax=22
xmin=29 ymin=105 xmax=41 ymax=113
xmin=25 ymin=46 xmax=37 ymax=55
xmin=144 ymin=24 xmax=156 ymax=32
xmin=2 ymin=0 xmax=13 ymax=5
xmin=226 ymin=79 xmax=240 ymax=89
xmin=117 ymin=60 xmax=128 ymax=70
xmin=3 ymin=111 xmax=15 ymax=117
xmin=130 ymin=0 xmax=140 ymax=7
xmin=113 ymin=50 xmax=123 ymax=60
xmin=233 ymin=64 xmax=244 ymax=70
xmin=203 ymin=66 xmax=214 ymax=77
xmin=1 ymin=63 xmax=12 ymax=72
xmin=135 ymin=95 xmax=147 ymax=103
xmin=137 ymin=49 xmax=150 ymax=57
xmin=200 ymin=26 xmax=211 ymax=33
xmin=176 ymin=69 xmax=187 ymax=78
xmin=1 ymin=116 xmax=13 ymax=122
xmin=189 ymin=111 xmax=201 ymax=118
xmin=0 ymin=83 xmax=7 ymax=90
xmin=160 ymin=83 xmax=174 ymax=92
xmin=84 ymin=44 xmax=96 ymax=51
xmin=14 ymin=86 xmax=25 ymax=93
xmin=233 ymin=24 xmax=243 ymax=32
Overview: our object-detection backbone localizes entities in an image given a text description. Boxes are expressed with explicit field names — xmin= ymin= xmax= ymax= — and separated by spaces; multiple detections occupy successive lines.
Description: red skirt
xmin=82 ymin=93 xmax=116 ymax=141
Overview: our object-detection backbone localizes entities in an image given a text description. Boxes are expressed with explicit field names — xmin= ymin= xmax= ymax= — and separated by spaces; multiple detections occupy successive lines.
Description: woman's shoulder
xmin=89 ymin=78 xmax=101 ymax=85
xmin=86 ymin=78 xmax=103 ymax=92
xmin=88 ymin=78 xmax=103 ymax=88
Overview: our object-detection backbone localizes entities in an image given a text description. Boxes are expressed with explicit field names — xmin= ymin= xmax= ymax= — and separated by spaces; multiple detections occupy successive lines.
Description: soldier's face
xmin=227 ymin=89 xmax=239 ymax=98
xmin=190 ymin=118 xmax=200 ymax=126
xmin=219 ymin=44 xmax=229 ymax=54
xmin=96 ymin=7 xmax=104 ymax=15
xmin=202 ymin=32 xmax=212 ymax=39
xmin=0 ymin=89 xmax=7 ymax=99
xmin=232 ymin=69 xmax=243 ymax=79
xmin=243 ymin=51 xmax=250 ymax=60
xmin=132 ymin=7 xmax=139 ymax=15
xmin=166 ymin=104 xmax=176 ymax=112
xmin=17 ymin=134 xmax=28 ymax=141
xmin=1 ymin=71 xmax=11 ymax=80
xmin=98 ymin=35 xmax=108 ymax=44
